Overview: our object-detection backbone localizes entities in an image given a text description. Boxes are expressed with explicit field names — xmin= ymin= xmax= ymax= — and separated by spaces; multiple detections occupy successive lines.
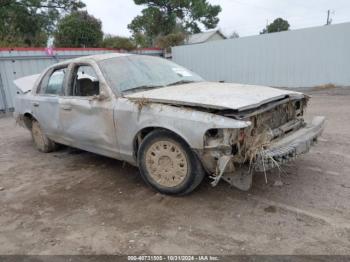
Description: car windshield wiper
xmin=123 ymin=84 xmax=164 ymax=94
xmin=166 ymin=80 xmax=196 ymax=87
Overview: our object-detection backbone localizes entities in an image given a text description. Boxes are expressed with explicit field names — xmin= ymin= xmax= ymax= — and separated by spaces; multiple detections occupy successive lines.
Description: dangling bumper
xmin=254 ymin=116 xmax=325 ymax=172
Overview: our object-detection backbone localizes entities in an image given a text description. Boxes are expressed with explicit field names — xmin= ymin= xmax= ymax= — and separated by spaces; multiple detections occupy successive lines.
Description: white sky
xmin=83 ymin=0 xmax=350 ymax=38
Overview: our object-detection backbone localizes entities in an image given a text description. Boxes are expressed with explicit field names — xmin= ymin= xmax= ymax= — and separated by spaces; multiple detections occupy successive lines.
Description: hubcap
xmin=145 ymin=140 xmax=188 ymax=187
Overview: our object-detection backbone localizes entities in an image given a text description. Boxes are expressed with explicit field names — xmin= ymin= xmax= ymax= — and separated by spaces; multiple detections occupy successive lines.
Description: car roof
xmin=54 ymin=53 xmax=132 ymax=67
xmin=82 ymin=52 xmax=132 ymax=62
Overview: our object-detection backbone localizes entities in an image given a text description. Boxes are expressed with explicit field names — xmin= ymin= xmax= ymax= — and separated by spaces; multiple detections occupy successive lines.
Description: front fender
xmin=115 ymin=98 xmax=251 ymax=163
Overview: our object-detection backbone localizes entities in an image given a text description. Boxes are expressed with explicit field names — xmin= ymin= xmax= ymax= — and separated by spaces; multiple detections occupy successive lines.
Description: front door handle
xmin=33 ymin=102 xmax=39 ymax=107
xmin=61 ymin=105 xmax=72 ymax=111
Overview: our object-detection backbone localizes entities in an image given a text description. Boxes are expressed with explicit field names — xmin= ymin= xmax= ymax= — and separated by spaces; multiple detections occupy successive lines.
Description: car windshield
xmin=98 ymin=55 xmax=203 ymax=94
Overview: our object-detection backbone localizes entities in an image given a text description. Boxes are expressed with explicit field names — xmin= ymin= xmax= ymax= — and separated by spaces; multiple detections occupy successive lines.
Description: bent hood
xmin=13 ymin=74 xmax=40 ymax=93
xmin=125 ymin=82 xmax=304 ymax=111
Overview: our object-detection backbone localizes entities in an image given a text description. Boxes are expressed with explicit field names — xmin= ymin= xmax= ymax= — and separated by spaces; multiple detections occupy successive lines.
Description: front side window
xmin=45 ymin=68 xmax=66 ymax=95
xmin=70 ymin=65 xmax=100 ymax=97
xmin=98 ymin=55 xmax=203 ymax=94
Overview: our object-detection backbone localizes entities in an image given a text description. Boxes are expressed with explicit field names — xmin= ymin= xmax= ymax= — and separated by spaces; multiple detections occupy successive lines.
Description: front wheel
xmin=138 ymin=130 xmax=205 ymax=196
xmin=31 ymin=120 xmax=58 ymax=153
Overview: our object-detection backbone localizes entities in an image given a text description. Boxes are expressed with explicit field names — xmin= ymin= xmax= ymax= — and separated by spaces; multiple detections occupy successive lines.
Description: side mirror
xmin=97 ymin=90 xmax=108 ymax=101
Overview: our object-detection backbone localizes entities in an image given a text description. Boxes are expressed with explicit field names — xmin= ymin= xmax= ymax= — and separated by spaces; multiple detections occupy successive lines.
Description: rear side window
xmin=39 ymin=67 xmax=67 ymax=95
xmin=45 ymin=68 xmax=66 ymax=95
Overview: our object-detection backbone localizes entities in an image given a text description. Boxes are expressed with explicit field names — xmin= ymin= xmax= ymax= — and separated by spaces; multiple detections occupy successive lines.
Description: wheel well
xmin=133 ymin=127 xmax=158 ymax=160
xmin=22 ymin=113 xmax=36 ymax=129
xmin=133 ymin=127 xmax=190 ymax=161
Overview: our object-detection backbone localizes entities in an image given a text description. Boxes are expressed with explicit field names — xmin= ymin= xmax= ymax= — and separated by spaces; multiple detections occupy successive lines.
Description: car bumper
xmin=254 ymin=116 xmax=326 ymax=172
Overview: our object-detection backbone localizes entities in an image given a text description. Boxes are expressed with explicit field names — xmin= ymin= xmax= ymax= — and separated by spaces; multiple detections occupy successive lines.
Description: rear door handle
xmin=32 ymin=102 xmax=39 ymax=107
xmin=61 ymin=105 xmax=72 ymax=111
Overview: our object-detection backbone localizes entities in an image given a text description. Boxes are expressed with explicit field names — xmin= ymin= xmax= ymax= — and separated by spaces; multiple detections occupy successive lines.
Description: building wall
xmin=172 ymin=22 xmax=350 ymax=88
xmin=0 ymin=48 xmax=163 ymax=112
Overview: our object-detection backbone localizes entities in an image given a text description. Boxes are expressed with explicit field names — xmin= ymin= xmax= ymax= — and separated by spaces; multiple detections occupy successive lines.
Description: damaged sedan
xmin=14 ymin=53 xmax=325 ymax=195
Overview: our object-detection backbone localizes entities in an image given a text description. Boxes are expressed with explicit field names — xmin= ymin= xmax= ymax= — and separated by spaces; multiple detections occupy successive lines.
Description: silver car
xmin=14 ymin=53 xmax=325 ymax=195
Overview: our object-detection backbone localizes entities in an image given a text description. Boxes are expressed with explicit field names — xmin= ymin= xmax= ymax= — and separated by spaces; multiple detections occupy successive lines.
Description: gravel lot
xmin=0 ymin=87 xmax=349 ymax=255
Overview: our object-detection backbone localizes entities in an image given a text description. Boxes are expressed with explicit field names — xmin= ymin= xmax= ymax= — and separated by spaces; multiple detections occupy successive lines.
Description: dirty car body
xmin=14 ymin=54 xmax=325 ymax=195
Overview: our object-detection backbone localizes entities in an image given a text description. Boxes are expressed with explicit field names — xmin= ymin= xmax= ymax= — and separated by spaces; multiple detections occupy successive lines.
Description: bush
xmin=102 ymin=35 xmax=136 ymax=51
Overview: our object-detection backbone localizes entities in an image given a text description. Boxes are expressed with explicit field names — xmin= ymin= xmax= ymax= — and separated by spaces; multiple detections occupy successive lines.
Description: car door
xmin=33 ymin=66 xmax=68 ymax=140
xmin=58 ymin=62 xmax=118 ymax=157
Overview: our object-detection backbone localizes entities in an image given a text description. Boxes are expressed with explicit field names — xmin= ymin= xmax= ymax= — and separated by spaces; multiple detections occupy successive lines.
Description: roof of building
xmin=185 ymin=30 xmax=226 ymax=45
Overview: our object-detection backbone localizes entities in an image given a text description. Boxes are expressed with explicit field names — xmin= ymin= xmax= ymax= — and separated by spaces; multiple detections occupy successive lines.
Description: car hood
xmin=125 ymin=82 xmax=304 ymax=111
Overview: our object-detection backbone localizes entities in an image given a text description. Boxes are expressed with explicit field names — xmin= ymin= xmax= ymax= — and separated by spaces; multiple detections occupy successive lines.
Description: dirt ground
xmin=0 ymin=87 xmax=350 ymax=255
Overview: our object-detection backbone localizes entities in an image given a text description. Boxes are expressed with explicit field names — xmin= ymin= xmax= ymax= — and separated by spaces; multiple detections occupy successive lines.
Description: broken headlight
xmin=204 ymin=128 xmax=240 ymax=155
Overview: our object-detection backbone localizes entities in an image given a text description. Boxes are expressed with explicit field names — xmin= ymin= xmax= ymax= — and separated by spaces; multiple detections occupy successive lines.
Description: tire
xmin=31 ymin=120 xmax=58 ymax=153
xmin=138 ymin=130 xmax=205 ymax=196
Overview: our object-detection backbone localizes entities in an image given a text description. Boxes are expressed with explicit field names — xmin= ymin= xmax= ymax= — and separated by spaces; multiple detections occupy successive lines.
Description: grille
xmin=254 ymin=102 xmax=297 ymax=130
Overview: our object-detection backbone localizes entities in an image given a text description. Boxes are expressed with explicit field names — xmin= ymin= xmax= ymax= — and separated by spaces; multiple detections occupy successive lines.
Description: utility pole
xmin=326 ymin=10 xmax=334 ymax=25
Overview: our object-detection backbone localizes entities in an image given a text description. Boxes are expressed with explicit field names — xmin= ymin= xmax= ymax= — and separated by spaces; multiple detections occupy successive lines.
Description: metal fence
xmin=0 ymin=47 xmax=163 ymax=112
xmin=172 ymin=22 xmax=350 ymax=89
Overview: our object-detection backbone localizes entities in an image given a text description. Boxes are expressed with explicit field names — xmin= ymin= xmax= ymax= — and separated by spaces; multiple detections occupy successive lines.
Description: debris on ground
xmin=0 ymin=87 xmax=349 ymax=255
xmin=274 ymin=180 xmax=284 ymax=187
xmin=264 ymin=206 xmax=277 ymax=213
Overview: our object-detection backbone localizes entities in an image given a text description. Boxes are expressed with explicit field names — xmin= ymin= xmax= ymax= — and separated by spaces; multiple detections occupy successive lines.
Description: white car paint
xmin=125 ymin=82 xmax=304 ymax=111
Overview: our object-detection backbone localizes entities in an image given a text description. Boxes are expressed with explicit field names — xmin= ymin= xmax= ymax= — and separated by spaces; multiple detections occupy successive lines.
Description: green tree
xmin=260 ymin=18 xmax=290 ymax=34
xmin=102 ymin=35 xmax=136 ymax=51
xmin=128 ymin=0 xmax=221 ymax=47
xmin=133 ymin=32 xmax=149 ymax=48
xmin=54 ymin=11 xmax=103 ymax=47
xmin=0 ymin=0 xmax=85 ymax=47
xmin=156 ymin=32 xmax=186 ymax=52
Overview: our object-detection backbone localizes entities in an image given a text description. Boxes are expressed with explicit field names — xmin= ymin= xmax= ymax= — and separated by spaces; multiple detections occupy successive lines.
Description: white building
xmin=185 ymin=30 xmax=226 ymax=45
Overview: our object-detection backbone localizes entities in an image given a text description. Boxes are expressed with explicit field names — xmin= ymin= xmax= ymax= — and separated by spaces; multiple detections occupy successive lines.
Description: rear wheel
xmin=31 ymin=120 xmax=58 ymax=153
xmin=138 ymin=130 xmax=205 ymax=195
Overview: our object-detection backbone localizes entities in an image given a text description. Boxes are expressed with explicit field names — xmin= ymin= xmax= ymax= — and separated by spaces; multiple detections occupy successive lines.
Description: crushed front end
xmin=199 ymin=95 xmax=325 ymax=191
